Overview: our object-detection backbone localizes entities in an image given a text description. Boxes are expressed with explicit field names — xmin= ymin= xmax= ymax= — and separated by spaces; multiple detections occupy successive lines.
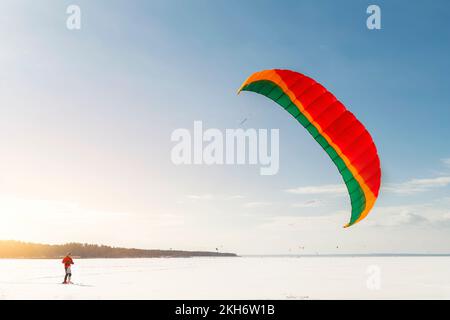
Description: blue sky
xmin=1 ymin=0 xmax=450 ymax=254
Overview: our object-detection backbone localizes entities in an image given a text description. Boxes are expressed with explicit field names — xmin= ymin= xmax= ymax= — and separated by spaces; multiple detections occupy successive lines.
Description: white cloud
xmin=285 ymin=166 xmax=450 ymax=199
xmin=285 ymin=184 xmax=346 ymax=195
xmin=384 ymin=176 xmax=450 ymax=194
xmin=442 ymin=158 xmax=450 ymax=167
xmin=291 ymin=200 xmax=323 ymax=208
xmin=243 ymin=202 xmax=273 ymax=208
xmin=186 ymin=194 xmax=214 ymax=200
xmin=369 ymin=206 xmax=427 ymax=227
xmin=256 ymin=211 xmax=345 ymax=231
xmin=367 ymin=203 xmax=450 ymax=228
xmin=227 ymin=195 xmax=245 ymax=199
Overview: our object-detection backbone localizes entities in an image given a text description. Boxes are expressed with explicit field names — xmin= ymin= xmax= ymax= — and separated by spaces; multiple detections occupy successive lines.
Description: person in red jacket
xmin=62 ymin=253 xmax=74 ymax=284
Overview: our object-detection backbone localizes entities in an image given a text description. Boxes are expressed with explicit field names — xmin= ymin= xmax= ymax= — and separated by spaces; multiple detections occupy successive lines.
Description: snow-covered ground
xmin=0 ymin=257 xmax=449 ymax=299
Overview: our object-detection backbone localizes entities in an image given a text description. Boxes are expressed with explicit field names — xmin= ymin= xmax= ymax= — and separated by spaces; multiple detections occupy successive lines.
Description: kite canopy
xmin=238 ymin=69 xmax=381 ymax=227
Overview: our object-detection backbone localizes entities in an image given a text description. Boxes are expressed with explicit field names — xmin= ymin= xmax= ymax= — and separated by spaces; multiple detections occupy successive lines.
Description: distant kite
xmin=238 ymin=69 xmax=381 ymax=227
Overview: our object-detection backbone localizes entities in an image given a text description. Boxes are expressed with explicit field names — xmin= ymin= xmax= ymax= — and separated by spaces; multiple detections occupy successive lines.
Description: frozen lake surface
xmin=0 ymin=257 xmax=449 ymax=299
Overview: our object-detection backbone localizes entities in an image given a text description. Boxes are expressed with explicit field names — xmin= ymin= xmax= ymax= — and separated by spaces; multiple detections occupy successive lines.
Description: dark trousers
xmin=64 ymin=267 xmax=72 ymax=283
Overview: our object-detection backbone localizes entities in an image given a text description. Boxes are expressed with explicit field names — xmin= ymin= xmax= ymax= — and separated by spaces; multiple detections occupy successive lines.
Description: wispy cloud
xmin=186 ymin=194 xmax=214 ymax=200
xmin=291 ymin=200 xmax=323 ymax=208
xmin=227 ymin=195 xmax=245 ymax=200
xmin=256 ymin=212 xmax=345 ymax=231
xmin=285 ymin=184 xmax=346 ymax=195
xmin=369 ymin=206 xmax=428 ymax=227
xmin=442 ymin=158 xmax=450 ymax=167
xmin=243 ymin=202 xmax=273 ymax=208
xmin=384 ymin=176 xmax=450 ymax=194
xmin=367 ymin=203 xmax=450 ymax=228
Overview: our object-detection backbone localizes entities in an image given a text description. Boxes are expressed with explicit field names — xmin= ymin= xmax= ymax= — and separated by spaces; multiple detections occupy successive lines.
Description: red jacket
xmin=62 ymin=256 xmax=74 ymax=268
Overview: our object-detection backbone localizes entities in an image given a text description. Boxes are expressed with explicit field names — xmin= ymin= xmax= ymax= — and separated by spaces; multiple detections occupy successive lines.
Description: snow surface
xmin=0 ymin=257 xmax=449 ymax=299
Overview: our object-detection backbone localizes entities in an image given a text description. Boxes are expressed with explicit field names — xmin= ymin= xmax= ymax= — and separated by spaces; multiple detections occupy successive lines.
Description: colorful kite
xmin=238 ymin=69 xmax=381 ymax=227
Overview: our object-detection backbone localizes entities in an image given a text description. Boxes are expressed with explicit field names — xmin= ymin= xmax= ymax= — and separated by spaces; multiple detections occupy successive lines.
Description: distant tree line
xmin=0 ymin=240 xmax=237 ymax=259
